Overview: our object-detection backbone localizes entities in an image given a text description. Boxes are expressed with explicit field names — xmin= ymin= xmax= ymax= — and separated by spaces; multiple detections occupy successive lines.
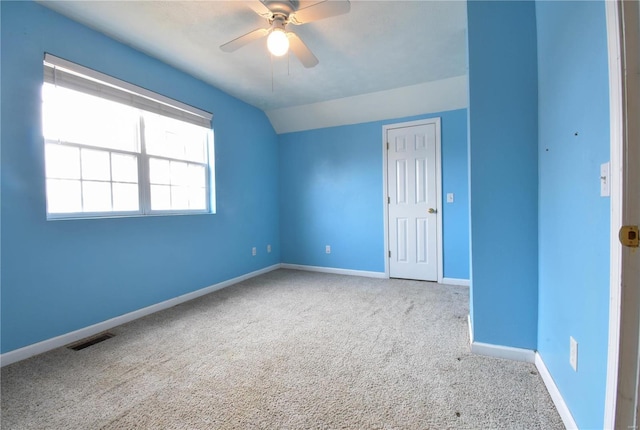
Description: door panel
xmin=396 ymin=160 xmax=407 ymax=204
xmin=396 ymin=218 xmax=408 ymax=262
xmin=417 ymin=218 xmax=428 ymax=263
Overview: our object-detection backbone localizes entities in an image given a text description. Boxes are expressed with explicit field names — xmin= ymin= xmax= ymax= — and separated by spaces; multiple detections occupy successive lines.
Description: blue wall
xmin=467 ymin=1 xmax=539 ymax=349
xmin=0 ymin=2 xmax=280 ymax=353
xmin=279 ymin=110 xmax=470 ymax=279
xmin=536 ymin=1 xmax=610 ymax=428
xmin=467 ymin=0 xmax=612 ymax=426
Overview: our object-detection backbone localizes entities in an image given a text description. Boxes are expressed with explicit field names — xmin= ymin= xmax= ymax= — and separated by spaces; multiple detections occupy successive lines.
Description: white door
xmin=387 ymin=121 xmax=439 ymax=281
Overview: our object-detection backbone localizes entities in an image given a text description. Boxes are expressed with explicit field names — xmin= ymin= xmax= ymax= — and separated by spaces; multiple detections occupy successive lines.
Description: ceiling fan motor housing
xmin=271 ymin=15 xmax=287 ymax=31
xmin=264 ymin=1 xmax=297 ymax=20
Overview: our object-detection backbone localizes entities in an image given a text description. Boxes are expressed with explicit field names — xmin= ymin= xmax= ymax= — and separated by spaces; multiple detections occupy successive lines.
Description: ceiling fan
xmin=220 ymin=0 xmax=351 ymax=68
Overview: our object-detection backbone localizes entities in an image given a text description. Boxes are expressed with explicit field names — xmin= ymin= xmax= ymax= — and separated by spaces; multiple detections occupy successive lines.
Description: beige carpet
xmin=1 ymin=269 xmax=563 ymax=429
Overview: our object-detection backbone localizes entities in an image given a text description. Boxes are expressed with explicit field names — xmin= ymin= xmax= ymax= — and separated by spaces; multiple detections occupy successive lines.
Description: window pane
xmin=111 ymin=153 xmax=138 ymax=183
xmin=189 ymin=187 xmax=207 ymax=210
xmin=185 ymin=138 xmax=206 ymax=163
xmin=42 ymin=85 xmax=65 ymax=140
xmin=143 ymin=111 xmax=208 ymax=162
xmin=170 ymin=186 xmax=190 ymax=210
xmin=82 ymin=181 xmax=112 ymax=212
xmin=46 ymin=179 xmax=82 ymax=213
xmin=170 ymin=161 xmax=189 ymax=186
xmin=149 ymin=158 xmax=171 ymax=185
xmin=43 ymin=84 xmax=139 ymax=152
xmin=81 ymin=148 xmax=111 ymax=181
xmin=188 ymin=164 xmax=206 ymax=188
xmin=150 ymin=184 xmax=171 ymax=210
xmin=45 ymin=144 xmax=80 ymax=179
xmin=112 ymin=183 xmax=139 ymax=211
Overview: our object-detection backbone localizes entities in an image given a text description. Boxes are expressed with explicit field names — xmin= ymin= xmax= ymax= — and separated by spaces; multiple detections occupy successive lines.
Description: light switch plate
xmin=447 ymin=193 xmax=454 ymax=203
xmin=600 ymin=162 xmax=610 ymax=197
xmin=570 ymin=336 xmax=578 ymax=371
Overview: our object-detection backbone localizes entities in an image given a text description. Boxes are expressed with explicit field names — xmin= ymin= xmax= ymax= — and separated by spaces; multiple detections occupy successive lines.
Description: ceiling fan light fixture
xmin=220 ymin=0 xmax=351 ymax=68
xmin=267 ymin=27 xmax=289 ymax=56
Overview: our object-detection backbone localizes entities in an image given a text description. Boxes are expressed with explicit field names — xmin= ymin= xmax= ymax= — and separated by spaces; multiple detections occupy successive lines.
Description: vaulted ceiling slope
xmin=37 ymin=1 xmax=468 ymax=133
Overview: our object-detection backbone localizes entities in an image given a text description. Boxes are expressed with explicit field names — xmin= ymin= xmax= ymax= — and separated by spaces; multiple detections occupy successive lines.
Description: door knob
xmin=428 ymin=208 xmax=437 ymax=214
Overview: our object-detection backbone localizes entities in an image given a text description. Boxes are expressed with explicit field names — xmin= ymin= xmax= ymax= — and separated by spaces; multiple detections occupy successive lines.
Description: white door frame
xmin=382 ymin=118 xmax=443 ymax=282
xmin=604 ymin=0 xmax=640 ymax=428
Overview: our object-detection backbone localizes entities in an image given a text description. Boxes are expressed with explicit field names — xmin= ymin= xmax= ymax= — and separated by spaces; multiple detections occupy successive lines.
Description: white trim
xmin=382 ymin=117 xmax=444 ymax=283
xmin=435 ymin=118 xmax=444 ymax=284
xmin=442 ymin=277 xmax=470 ymax=287
xmin=280 ymin=263 xmax=387 ymax=279
xmin=605 ymin=1 xmax=640 ymax=428
xmin=604 ymin=1 xmax=623 ymax=427
xmin=470 ymin=341 xmax=535 ymax=363
xmin=468 ymin=314 xmax=474 ymax=344
xmin=0 ymin=264 xmax=280 ymax=367
xmin=382 ymin=124 xmax=390 ymax=278
xmin=535 ymin=352 xmax=579 ymax=430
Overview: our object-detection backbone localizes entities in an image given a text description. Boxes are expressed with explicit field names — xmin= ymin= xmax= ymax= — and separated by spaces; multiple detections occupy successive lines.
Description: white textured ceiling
xmin=38 ymin=0 xmax=468 ymax=115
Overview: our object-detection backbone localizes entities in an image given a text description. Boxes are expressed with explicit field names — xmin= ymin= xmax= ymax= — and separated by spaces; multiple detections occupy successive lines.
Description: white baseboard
xmin=0 ymin=264 xmax=281 ymax=367
xmin=441 ymin=277 xmax=470 ymax=287
xmin=280 ymin=264 xmax=465 ymax=284
xmin=535 ymin=352 xmax=579 ymax=429
xmin=281 ymin=263 xmax=387 ymax=279
xmin=470 ymin=341 xmax=536 ymax=363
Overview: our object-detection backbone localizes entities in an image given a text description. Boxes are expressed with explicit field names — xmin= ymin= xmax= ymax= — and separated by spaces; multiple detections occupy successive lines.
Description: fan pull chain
xmin=270 ymin=53 xmax=274 ymax=93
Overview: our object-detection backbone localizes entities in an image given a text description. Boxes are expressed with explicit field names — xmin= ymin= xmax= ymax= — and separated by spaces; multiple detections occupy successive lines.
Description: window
xmin=42 ymin=54 xmax=214 ymax=219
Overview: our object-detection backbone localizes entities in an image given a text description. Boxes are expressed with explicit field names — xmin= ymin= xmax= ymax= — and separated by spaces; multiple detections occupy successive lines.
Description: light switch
xmin=447 ymin=193 xmax=454 ymax=203
xmin=600 ymin=162 xmax=610 ymax=197
xmin=570 ymin=336 xmax=578 ymax=371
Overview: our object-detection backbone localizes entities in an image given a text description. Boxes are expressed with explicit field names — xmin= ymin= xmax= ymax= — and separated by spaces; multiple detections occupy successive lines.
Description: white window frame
xmin=43 ymin=54 xmax=215 ymax=220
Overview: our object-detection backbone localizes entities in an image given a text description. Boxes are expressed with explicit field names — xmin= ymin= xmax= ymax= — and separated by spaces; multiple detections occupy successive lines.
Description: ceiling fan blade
xmin=247 ymin=1 xmax=272 ymax=19
xmin=290 ymin=0 xmax=350 ymax=25
xmin=220 ymin=27 xmax=269 ymax=53
xmin=288 ymin=32 xmax=319 ymax=68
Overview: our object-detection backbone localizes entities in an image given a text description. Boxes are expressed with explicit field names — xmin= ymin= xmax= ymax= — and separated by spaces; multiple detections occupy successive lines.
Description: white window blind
xmin=43 ymin=53 xmax=212 ymax=128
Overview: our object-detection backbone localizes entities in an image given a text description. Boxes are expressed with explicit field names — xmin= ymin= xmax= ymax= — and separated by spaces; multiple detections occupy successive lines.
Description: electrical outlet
xmin=325 ymin=245 xmax=331 ymax=254
xmin=570 ymin=336 xmax=578 ymax=371
xmin=267 ymin=244 xmax=271 ymax=253
xmin=252 ymin=247 xmax=257 ymax=256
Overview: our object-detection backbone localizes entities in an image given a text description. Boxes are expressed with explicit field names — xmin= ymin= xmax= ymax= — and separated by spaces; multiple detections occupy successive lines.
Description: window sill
xmin=46 ymin=210 xmax=215 ymax=221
